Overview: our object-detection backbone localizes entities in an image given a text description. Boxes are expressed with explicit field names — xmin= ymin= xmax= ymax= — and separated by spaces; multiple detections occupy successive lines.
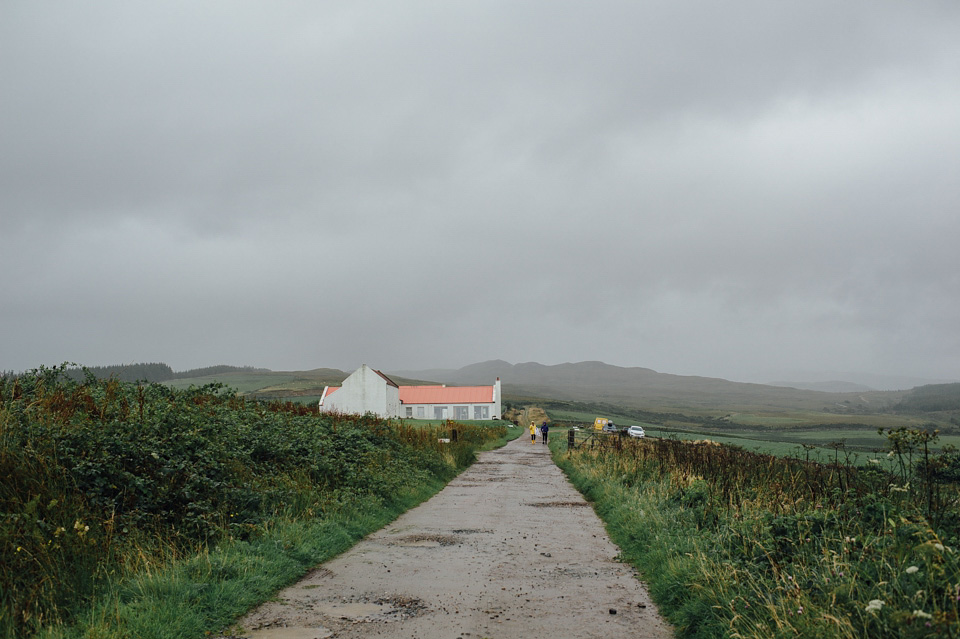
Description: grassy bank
xmin=552 ymin=430 xmax=960 ymax=638
xmin=1 ymin=366 xmax=513 ymax=639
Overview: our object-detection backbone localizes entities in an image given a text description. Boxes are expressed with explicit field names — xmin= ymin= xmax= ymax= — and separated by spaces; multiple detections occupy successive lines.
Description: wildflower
xmin=913 ymin=610 xmax=933 ymax=620
xmin=797 ymin=607 xmax=804 ymax=614
xmin=934 ymin=543 xmax=945 ymax=552
xmin=16 ymin=546 xmax=22 ymax=552
xmin=869 ymin=459 xmax=881 ymax=465
xmin=906 ymin=566 xmax=920 ymax=574
xmin=865 ymin=599 xmax=884 ymax=613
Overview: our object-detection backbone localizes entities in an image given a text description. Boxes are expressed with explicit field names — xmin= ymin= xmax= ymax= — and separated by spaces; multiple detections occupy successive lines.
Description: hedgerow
xmin=554 ymin=431 xmax=960 ymax=638
xmin=1 ymin=365 xmax=504 ymax=638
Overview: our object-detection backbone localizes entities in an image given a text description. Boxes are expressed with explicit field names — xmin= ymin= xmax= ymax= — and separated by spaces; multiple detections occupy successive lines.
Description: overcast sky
xmin=2 ymin=1 xmax=959 ymax=384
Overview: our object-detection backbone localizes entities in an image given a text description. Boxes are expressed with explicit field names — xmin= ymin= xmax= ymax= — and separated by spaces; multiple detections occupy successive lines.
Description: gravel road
xmin=229 ymin=432 xmax=673 ymax=639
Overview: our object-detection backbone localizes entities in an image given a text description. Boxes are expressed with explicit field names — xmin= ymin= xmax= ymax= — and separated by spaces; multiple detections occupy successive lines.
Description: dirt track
xmin=229 ymin=433 xmax=672 ymax=639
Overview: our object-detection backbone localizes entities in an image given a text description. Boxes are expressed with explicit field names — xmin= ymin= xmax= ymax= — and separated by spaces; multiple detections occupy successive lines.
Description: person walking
xmin=529 ymin=421 xmax=536 ymax=444
xmin=541 ymin=421 xmax=549 ymax=445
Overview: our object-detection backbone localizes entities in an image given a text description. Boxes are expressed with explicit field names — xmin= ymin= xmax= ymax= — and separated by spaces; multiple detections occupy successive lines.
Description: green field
xmin=163 ymin=371 xmax=304 ymax=393
xmin=552 ymin=429 xmax=960 ymax=638
xmin=545 ymin=405 xmax=958 ymax=458
xmin=1 ymin=369 xmax=514 ymax=639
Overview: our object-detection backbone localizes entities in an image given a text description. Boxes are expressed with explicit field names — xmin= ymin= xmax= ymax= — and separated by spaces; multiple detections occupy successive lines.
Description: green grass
xmin=550 ymin=402 xmax=959 ymax=457
xmin=1 ymin=367 xmax=512 ymax=639
xmin=162 ymin=371 xmax=302 ymax=393
xmin=545 ymin=408 xmax=646 ymax=425
xmin=551 ymin=433 xmax=960 ymax=639
xmin=37 ymin=484 xmax=443 ymax=639
xmin=42 ymin=424 xmax=523 ymax=639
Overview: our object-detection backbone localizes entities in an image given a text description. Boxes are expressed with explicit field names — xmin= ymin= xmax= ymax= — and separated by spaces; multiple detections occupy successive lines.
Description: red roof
xmin=321 ymin=383 xmax=494 ymax=404
xmin=399 ymin=385 xmax=493 ymax=404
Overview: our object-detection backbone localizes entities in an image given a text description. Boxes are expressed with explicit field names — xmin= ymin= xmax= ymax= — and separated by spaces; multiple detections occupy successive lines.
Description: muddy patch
xmin=313 ymin=594 xmax=426 ymax=622
xmin=300 ymin=567 xmax=334 ymax=581
xmin=234 ymin=594 xmax=427 ymax=638
xmin=527 ymin=500 xmax=592 ymax=508
xmin=388 ymin=533 xmax=460 ymax=547
xmin=451 ymin=528 xmax=493 ymax=534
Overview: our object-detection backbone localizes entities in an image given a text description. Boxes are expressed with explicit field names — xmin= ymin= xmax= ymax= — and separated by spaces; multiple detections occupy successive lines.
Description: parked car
xmin=626 ymin=425 xmax=646 ymax=438
xmin=602 ymin=422 xmax=619 ymax=433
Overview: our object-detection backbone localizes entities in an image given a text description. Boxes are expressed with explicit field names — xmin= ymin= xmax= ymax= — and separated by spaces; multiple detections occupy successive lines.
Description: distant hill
xmin=762 ymin=371 xmax=956 ymax=392
xmin=389 ymin=360 xmax=906 ymax=414
xmin=767 ymin=380 xmax=876 ymax=393
xmin=895 ymin=383 xmax=960 ymax=413
xmin=161 ymin=367 xmax=439 ymax=400
xmin=62 ymin=363 xmax=267 ymax=384
xmin=58 ymin=360 xmax=957 ymax=420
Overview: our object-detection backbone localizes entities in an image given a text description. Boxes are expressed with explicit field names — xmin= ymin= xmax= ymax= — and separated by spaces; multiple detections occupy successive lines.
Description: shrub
xmin=555 ymin=433 xmax=960 ymax=638
xmin=0 ymin=366 xmax=505 ymax=638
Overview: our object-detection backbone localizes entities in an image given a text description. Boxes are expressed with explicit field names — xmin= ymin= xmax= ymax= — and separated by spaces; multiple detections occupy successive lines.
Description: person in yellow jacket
xmin=529 ymin=422 xmax=536 ymax=444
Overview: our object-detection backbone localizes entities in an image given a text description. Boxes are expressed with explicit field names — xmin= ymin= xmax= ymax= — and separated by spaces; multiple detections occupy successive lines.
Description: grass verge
xmin=551 ymin=431 xmax=959 ymax=638
xmin=38 ymin=484 xmax=443 ymax=639
xmin=2 ymin=367 xmax=516 ymax=639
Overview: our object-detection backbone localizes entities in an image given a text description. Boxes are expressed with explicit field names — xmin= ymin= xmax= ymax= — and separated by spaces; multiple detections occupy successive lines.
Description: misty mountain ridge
xmin=761 ymin=371 xmax=957 ymax=392
xmin=42 ymin=360 xmax=959 ymax=416
xmin=389 ymin=360 xmax=913 ymax=413
xmin=767 ymin=380 xmax=876 ymax=393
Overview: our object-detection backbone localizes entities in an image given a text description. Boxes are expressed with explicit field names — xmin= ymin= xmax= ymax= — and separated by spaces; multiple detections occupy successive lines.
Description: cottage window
xmin=454 ymin=406 xmax=469 ymax=420
xmin=434 ymin=406 xmax=448 ymax=419
xmin=474 ymin=405 xmax=489 ymax=419
xmin=405 ymin=407 xmax=413 ymax=418
xmin=417 ymin=406 xmax=425 ymax=418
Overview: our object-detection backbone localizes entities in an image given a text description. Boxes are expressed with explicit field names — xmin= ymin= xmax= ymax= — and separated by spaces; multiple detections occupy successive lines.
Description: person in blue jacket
xmin=541 ymin=421 xmax=549 ymax=444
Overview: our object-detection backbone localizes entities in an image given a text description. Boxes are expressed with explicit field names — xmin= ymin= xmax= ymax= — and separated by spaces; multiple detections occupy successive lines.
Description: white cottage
xmin=319 ymin=365 xmax=501 ymax=420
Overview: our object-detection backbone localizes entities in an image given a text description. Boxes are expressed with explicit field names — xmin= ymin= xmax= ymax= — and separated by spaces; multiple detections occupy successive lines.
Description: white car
xmin=626 ymin=425 xmax=646 ymax=438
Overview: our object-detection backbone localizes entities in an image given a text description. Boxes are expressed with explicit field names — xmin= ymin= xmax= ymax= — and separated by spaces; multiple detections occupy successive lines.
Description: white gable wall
xmin=320 ymin=364 xmax=399 ymax=418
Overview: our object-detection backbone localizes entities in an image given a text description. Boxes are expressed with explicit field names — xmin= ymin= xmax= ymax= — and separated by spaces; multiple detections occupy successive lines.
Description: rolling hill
xmin=390 ymin=360 xmax=906 ymax=414
xmin=55 ymin=360 xmax=959 ymax=425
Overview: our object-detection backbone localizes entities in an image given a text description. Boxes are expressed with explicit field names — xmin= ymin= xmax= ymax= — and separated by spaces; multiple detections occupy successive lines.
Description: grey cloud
xmin=2 ymin=1 xmax=959 ymax=381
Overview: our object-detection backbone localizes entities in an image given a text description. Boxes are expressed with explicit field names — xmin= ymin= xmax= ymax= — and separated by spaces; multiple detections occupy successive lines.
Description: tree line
xmin=1 ymin=363 xmax=267 ymax=383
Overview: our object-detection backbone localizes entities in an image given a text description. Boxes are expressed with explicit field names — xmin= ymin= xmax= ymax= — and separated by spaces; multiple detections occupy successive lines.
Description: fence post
xmin=567 ymin=428 xmax=575 ymax=450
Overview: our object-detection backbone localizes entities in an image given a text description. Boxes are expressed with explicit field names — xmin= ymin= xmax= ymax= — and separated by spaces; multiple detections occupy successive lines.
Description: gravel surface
xmin=226 ymin=433 xmax=673 ymax=639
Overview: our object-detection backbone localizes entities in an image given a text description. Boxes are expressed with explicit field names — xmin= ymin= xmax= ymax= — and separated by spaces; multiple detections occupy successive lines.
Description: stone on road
xmin=233 ymin=433 xmax=673 ymax=639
